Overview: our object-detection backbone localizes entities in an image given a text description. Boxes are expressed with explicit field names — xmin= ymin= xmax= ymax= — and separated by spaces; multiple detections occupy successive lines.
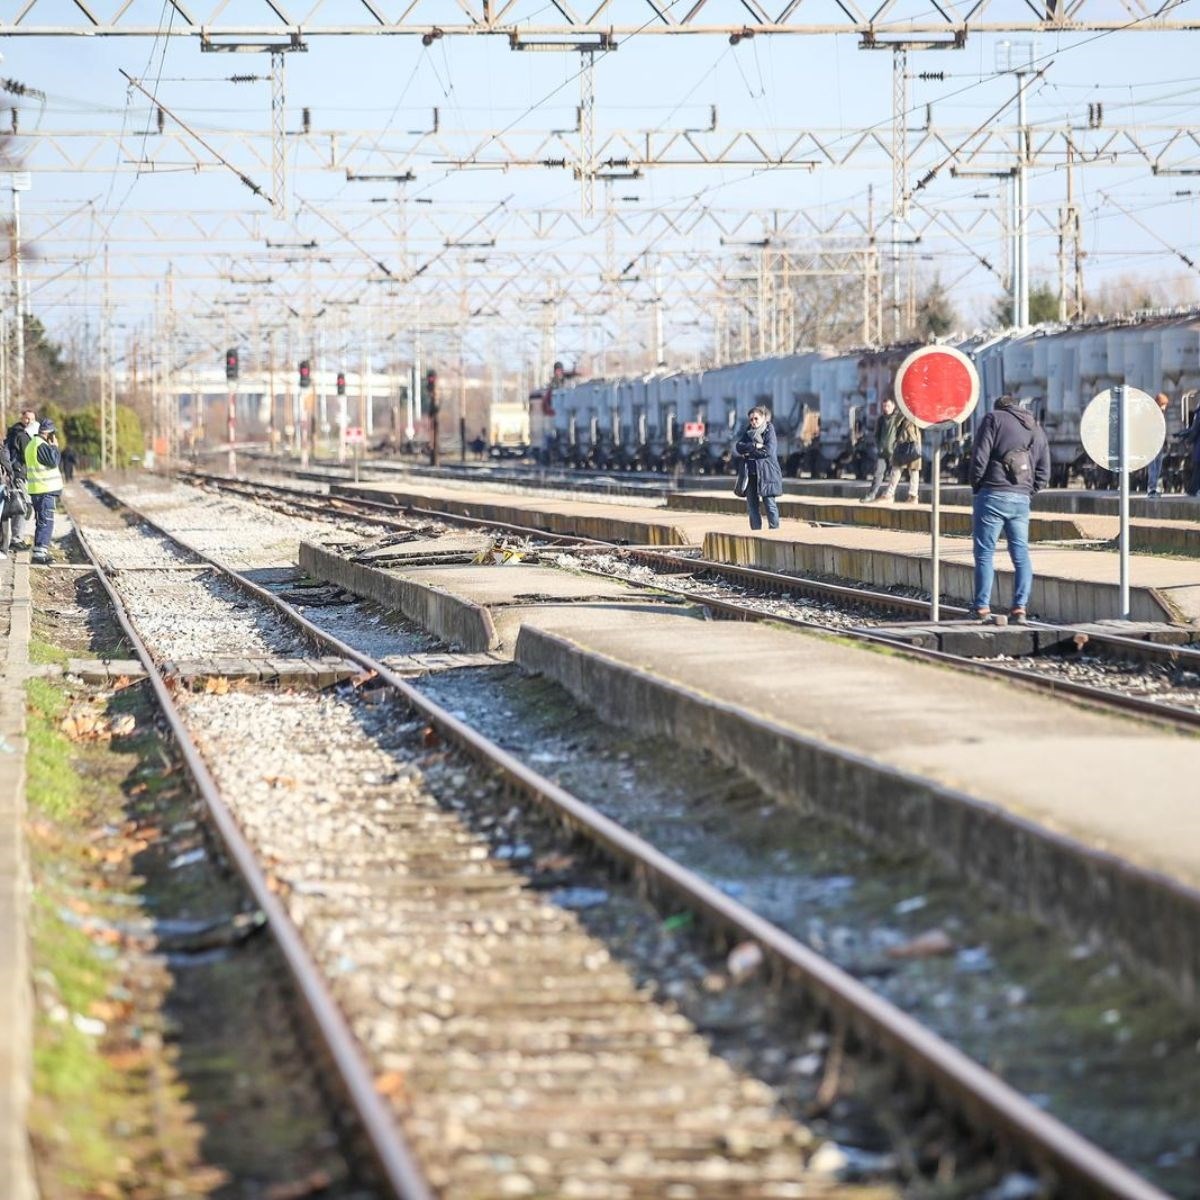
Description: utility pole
xmin=165 ymin=265 xmax=176 ymax=467
xmin=580 ymin=48 xmax=596 ymax=217
xmin=101 ymin=243 xmax=110 ymax=469
xmin=756 ymin=243 xmax=767 ymax=358
xmin=409 ymin=301 xmax=420 ymax=444
xmin=362 ymin=316 xmax=373 ymax=437
xmin=268 ymin=329 xmax=277 ymax=450
xmin=10 ymin=173 xmax=29 ymax=411
xmin=1016 ymin=66 xmax=1030 ymax=327
xmin=271 ymin=51 xmax=288 ymax=221
xmin=0 ymin=313 xmax=8 ymax=432
xmin=652 ymin=260 xmax=665 ymax=367
xmin=892 ymin=46 xmax=908 ymax=340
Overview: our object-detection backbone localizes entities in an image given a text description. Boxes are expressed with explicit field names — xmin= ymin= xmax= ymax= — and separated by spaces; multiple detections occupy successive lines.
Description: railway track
xmin=186 ymin=468 xmax=1200 ymax=730
xmin=59 ymin=479 xmax=1184 ymax=1199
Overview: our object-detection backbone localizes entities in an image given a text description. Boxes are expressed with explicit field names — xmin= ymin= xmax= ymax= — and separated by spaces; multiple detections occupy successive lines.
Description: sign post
xmin=1080 ymin=385 xmax=1165 ymax=619
xmin=345 ymin=425 xmax=366 ymax=483
xmin=894 ymin=345 xmax=981 ymax=622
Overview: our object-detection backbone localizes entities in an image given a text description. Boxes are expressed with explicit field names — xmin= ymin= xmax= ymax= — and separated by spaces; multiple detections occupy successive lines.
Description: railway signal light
xmin=336 ymin=371 xmax=346 ymax=396
xmin=299 ymin=359 xmax=311 ymax=389
xmin=425 ymin=368 xmax=438 ymax=415
xmin=225 ymin=347 xmax=239 ymax=381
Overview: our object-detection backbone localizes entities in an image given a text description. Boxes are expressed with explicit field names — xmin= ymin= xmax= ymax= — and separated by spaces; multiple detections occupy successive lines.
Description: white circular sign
xmin=1080 ymin=387 xmax=1166 ymax=473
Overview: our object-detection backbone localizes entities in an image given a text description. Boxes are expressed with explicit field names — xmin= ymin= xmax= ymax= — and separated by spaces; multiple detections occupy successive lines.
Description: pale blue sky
xmin=6 ymin=10 xmax=1200 ymax=365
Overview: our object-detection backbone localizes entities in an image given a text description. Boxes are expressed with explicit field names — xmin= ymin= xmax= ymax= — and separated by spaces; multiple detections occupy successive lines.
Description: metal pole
xmin=1117 ymin=384 xmax=1130 ymax=618
xmin=408 ymin=312 xmax=420 ymax=444
xmin=318 ymin=325 xmax=328 ymax=457
xmin=11 ymin=188 xmax=23 ymax=408
xmin=931 ymin=428 xmax=941 ymax=622
xmin=1016 ymin=70 xmax=1030 ymax=327
xmin=227 ymin=382 xmax=237 ymax=476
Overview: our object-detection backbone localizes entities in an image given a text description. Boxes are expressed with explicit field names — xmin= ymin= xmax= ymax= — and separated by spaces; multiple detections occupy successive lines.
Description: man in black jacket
xmin=968 ymin=394 xmax=1051 ymax=623
xmin=4 ymin=408 xmax=36 ymax=549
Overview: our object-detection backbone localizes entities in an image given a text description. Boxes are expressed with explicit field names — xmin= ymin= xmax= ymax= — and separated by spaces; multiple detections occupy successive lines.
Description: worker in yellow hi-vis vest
xmin=24 ymin=419 xmax=63 ymax=565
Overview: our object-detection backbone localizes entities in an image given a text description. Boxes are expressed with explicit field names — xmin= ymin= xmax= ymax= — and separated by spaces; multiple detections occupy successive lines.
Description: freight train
xmin=536 ymin=314 xmax=1200 ymax=489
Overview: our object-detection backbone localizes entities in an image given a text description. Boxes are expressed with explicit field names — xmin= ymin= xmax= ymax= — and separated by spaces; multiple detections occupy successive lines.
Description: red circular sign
xmin=893 ymin=345 xmax=980 ymax=429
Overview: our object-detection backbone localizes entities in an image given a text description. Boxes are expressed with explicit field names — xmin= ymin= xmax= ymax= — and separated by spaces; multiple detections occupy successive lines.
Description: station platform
xmin=298 ymin=540 xmax=1200 ymax=1005
xmin=666 ymin=489 xmax=1200 ymax=556
xmin=332 ymin=478 xmax=1200 ymax=626
xmin=0 ymin=550 xmax=35 ymax=1200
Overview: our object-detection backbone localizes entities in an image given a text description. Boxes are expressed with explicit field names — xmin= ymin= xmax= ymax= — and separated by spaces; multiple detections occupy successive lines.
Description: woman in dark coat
xmin=735 ymin=405 xmax=783 ymax=531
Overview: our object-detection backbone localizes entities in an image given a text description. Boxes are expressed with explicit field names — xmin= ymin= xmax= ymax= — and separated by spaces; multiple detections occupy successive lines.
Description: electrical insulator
xmin=336 ymin=371 xmax=346 ymax=396
xmin=225 ymin=347 xmax=239 ymax=381
xmin=299 ymin=359 xmax=312 ymax=389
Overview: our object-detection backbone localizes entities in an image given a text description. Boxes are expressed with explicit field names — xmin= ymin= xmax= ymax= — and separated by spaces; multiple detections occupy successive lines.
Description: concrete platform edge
xmin=703 ymin=532 xmax=1177 ymax=625
xmin=0 ymin=556 xmax=38 ymax=1200
xmin=298 ymin=542 xmax=500 ymax=652
xmin=515 ymin=624 xmax=1200 ymax=1008
xmin=330 ymin=482 xmax=689 ymax=546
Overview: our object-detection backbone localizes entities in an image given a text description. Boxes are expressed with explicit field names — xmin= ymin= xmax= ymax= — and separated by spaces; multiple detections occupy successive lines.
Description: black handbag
xmin=733 ymin=463 xmax=750 ymax=497
xmin=893 ymin=440 xmax=921 ymax=467
xmin=3 ymin=482 xmax=31 ymax=520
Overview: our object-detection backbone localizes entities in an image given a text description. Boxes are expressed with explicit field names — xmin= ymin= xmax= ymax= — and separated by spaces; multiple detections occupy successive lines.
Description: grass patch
xmin=28 ymin=636 xmax=70 ymax=667
xmin=26 ymin=679 xmax=80 ymax=824
xmin=24 ymin=673 xmax=127 ymax=1192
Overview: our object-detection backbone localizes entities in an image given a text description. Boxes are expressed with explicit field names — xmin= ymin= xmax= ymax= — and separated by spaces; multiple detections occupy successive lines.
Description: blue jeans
xmin=972 ymin=489 xmax=1032 ymax=612
xmin=1147 ymin=449 xmax=1165 ymax=494
xmin=746 ymin=482 xmax=779 ymax=531
xmin=31 ymin=491 xmax=57 ymax=552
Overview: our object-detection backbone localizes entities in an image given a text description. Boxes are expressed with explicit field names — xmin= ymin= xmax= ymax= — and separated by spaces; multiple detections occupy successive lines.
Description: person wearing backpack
xmin=968 ymin=394 xmax=1051 ymax=624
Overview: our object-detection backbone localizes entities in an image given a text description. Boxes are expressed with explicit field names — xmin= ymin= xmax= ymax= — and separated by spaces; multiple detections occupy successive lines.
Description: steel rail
xmin=67 ymin=501 xmax=437 ymax=1200
xmin=85 ymin=480 xmax=1178 ymax=1200
xmin=186 ymin=469 xmax=1200 ymax=727
xmin=185 ymin=469 xmax=594 ymax=547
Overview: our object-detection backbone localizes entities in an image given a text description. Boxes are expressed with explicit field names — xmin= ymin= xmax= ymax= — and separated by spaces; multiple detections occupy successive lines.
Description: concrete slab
xmin=325 ymin=474 xmax=1200 ymax=625
xmin=356 ymin=532 xmax=495 ymax=563
xmin=298 ymin=541 xmax=710 ymax=654
xmin=66 ymin=658 xmax=148 ymax=684
xmin=333 ymin=480 xmax=690 ymax=545
xmin=703 ymin=526 xmax=1200 ymax=626
xmin=0 ymin=553 xmax=37 ymax=1200
xmin=666 ymin=491 xmax=1089 ymax=542
xmin=512 ymin=614 xmax=1200 ymax=1005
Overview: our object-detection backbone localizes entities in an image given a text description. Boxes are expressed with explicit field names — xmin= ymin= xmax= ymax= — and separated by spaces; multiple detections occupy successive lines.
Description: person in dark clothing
xmin=61 ymin=446 xmax=78 ymax=482
xmin=735 ymin=406 xmax=783 ymax=531
xmin=0 ymin=438 xmax=14 ymax=558
xmin=860 ymin=396 xmax=922 ymax=504
xmin=969 ymin=394 xmax=1051 ymax=623
xmin=1182 ymin=404 xmax=1200 ymax=496
xmin=5 ymin=408 xmax=36 ymax=549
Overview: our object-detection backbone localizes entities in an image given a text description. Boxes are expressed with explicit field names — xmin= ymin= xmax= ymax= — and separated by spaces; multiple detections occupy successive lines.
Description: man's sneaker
xmin=970 ymin=607 xmax=992 ymax=623
xmin=9 ymin=540 xmax=28 ymax=552
xmin=877 ymin=494 xmax=896 ymax=505
xmin=905 ymin=493 xmax=921 ymax=504
xmin=858 ymin=493 xmax=877 ymax=504
xmin=1010 ymin=606 xmax=1028 ymax=625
